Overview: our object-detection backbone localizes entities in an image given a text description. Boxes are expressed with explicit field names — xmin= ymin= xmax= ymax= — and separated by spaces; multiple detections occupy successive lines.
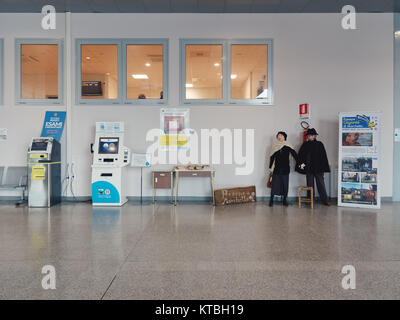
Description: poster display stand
xmin=131 ymin=153 xmax=151 ymax=204
xmin=338 ymin=112 xmax=381 ymax=209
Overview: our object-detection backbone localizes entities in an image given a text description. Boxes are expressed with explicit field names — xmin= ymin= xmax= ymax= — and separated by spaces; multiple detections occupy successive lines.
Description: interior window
xmin=185 ymin=44 xmax=223 ymax=100
xmin=81 ymin=44 xmax=118 ymax=99
xmin=21 ymin=44 xmax=58 ymax=99
xmin=230 ymin=44 xmax=268 ymax=100
xmin=126 ymin=44 xmax=164 ymax=100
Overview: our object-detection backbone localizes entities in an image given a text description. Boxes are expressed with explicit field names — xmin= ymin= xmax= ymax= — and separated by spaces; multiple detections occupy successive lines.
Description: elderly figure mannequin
xmin=269 ymin=131 xmax=298 ymax=207
xmin=296 ymin=128 xmax=331 ymax=206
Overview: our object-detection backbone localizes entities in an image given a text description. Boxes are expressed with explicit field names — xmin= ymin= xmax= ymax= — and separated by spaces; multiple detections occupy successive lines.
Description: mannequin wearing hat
xmin=296 ymin=128 xmax=331 ymax=206
xmin=269 ymin=131 xmax=298 ymax=207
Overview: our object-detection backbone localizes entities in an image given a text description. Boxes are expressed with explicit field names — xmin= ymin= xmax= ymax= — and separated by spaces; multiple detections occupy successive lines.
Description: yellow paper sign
xmin=29 ymin=154 xmax=46 ymax=159
xmin=160 ymin=134 xmax=188 ymax=146
xmin=32 ymin=166 xmax=45 ymax=180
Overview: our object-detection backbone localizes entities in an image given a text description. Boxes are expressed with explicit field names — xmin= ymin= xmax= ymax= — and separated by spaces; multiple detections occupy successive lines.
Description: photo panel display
xmin=338 ymin=113 xmax=380 ymax=209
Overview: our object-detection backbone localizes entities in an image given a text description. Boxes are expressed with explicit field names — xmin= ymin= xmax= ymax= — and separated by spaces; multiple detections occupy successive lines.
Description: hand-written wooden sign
xmin=214 ymin=186 xmax=256 ymax=206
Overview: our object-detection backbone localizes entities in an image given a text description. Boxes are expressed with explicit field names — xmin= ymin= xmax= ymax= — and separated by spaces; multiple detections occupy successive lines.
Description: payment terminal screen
xmin=98 ymin=138 xmax=119 ymax=154
xmin=31 ymin=139 xmax=48 ymax=151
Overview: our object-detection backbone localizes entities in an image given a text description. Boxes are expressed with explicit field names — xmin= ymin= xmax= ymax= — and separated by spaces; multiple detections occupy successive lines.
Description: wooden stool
xmin=298 ymin=186 xmax=314 ymax=209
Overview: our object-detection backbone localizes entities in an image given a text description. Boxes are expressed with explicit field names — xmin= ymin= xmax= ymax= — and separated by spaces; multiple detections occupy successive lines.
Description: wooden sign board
xmin=214 ymin=186 xmax=256 ymax=206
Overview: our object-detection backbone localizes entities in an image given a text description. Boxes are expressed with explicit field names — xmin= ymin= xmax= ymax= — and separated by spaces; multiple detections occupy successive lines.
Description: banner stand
xmin=338 ymin=112 xmax=381 ymax=209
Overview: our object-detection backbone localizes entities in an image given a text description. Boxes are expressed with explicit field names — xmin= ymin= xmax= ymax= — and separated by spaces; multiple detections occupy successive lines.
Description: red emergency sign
xmin=299 ymin=103 xmax=310 ymax=119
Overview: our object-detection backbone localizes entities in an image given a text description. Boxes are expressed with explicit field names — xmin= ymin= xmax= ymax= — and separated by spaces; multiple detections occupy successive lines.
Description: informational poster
xmin=131 ymin=153 xmax=151 ymax=167
xmin=338 ymin=112 xmax=381 ymax=209
xmin=96 ymin=122 xmax=124 ymax=134
xmin=160 ymin=108 xmax=192 ymax=150
xmin=41 ymin=111 xmax=66 ymax=142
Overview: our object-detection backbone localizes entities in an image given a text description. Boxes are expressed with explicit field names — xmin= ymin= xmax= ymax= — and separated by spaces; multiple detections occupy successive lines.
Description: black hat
xmin=306 ymin=128 xmax=318 ymax=136
xmin=276 ymin=131 xmax=287 ymax=140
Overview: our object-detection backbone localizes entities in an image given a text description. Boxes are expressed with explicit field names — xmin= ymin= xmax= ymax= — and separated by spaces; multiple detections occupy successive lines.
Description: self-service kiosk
xmin=27 ymin=137 xmax=61 ymax=207
xmin=91 ymin=122 xmax=131 ymax=206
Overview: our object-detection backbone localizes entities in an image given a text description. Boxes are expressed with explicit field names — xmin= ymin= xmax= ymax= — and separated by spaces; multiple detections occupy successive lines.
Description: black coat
xmin=296 ymin=140 xmax=330 ymax=174
xmin=269 ymin=146 xmax=298 ymax=175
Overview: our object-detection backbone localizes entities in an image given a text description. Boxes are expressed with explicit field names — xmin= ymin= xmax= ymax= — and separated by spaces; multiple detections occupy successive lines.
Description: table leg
xmin=174 ymin=172 xmax=179 ymax=206
xmin=152 ymin=172 xmax=155 ymax=203
xmin=210 ymin=172 xmax=215 ymax=206
xmin=140 ymin=167 xmax=143 ymax=204
xmin=170 ymin=172 xmax=174 ymax=204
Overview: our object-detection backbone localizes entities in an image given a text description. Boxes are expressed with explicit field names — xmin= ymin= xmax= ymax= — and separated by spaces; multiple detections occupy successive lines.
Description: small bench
xmin=0 ymin=166 xmax=28 ymax=202
xmin=298 ymin=186 xmax=314 ymax=209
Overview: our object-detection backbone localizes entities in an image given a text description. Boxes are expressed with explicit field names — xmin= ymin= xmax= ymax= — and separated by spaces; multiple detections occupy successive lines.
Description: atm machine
xmin=27 ymin=137 xmax=61 ymax=207
xmin=91 ymin=122 xmax=131 ymax=206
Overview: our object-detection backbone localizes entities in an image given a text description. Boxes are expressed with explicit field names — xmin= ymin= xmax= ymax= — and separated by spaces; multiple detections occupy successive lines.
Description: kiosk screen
xmin=99 ymin=138 xmax=119 ymax=154
xmin=31 ymin=140 xmax=48 ymax=151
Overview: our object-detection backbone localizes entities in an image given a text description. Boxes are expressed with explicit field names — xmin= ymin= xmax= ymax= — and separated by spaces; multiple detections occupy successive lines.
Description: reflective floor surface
xmin=0 ymin=201 xmax=399 ymax=299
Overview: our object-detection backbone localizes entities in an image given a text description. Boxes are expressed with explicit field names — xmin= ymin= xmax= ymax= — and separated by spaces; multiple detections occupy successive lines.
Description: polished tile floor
xmin=0 ymin=200 xmax=399 ymax=299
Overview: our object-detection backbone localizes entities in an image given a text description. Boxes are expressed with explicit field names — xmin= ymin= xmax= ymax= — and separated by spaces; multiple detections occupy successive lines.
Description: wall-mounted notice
xmin=338 ymin=112 xmax=381 ymax=209
xmin=299 ymin=103 xmax=310 ymax=119
xmin=0 ymin=128 xmax=7 ymax=140
xmin=96 ymin=122 xmax=124 ymax=134
xmin=160 ymin=108 xmax=192 ymax=150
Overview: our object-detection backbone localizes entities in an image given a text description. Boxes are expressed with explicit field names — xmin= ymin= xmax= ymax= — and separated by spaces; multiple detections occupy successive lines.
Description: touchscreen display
xmin=98 ymin=137 xmax=119 ymax=154
xmin=31 ymin=139 xmax=48 ymax=151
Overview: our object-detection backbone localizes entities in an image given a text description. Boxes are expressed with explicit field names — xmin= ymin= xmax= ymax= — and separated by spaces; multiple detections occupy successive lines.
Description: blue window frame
xmin=15 ymin=39 xmax=64 ymax=105
xmin=0 ymin=39 xmax=3 ymax=105
xmin=180 ymin=39 xmax=273 ymax=106
xmin=76 ymin=38 xmax=169 ymax=105
xmin=180 ymin=39 xmax=227 ymax=105
xmin=76 ymin=39 xmax=123 ymax=105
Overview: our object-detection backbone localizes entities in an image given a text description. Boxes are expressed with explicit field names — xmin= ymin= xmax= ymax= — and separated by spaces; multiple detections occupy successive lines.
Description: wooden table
xmin=173 ymin=169 xmax=215 ymax=206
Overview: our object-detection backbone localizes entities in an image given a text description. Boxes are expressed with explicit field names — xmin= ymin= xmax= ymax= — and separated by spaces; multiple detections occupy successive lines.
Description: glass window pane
xmin=126 ymin=44 xmax=164 ymax=100
xmin=231 ymin=44 xmax=268 ymax=100
xmin=21 ymin=44 xmax=58 ymax=99
xmin=185 ymin=44 xmax=222 ymax=100
xmin=81 ymin=44 xmax=118 ymax=99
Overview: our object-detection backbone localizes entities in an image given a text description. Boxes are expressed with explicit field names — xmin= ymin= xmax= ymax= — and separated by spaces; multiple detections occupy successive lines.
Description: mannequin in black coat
xmin=269 ymin=146 xmax=298 ymax=175
xmin=296 ymin=140 xmax=330 ymax=174
xmin=296 ymin=130 xmax=330 ymax=206
xmin=268 ymin=132 xmax=298 ymax=207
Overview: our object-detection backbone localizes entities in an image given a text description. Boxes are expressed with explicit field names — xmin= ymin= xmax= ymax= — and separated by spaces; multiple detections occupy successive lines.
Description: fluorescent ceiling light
xmin=214 ymin=63 xmax=220 ymax=67
xmin=231 ymin=74 xmax=237 ymax=79
xmin=395 ymin=30 xmax=400 ymax=38
xmin=145 ymin=63 xmax=151 ymax=67
xmin=132 ymin=74 xmax=149 ymax=79
xmin=85 ymin=56 xmax=91 ymax=60
xmin=185 ymin=83 xmax=193 ymax=88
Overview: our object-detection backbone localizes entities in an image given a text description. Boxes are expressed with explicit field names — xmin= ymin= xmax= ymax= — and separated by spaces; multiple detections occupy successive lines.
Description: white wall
xmin=0 ymin=14 xmax=66 ymax=199
xmin=0 ymin=13 xmax=394 ymax=198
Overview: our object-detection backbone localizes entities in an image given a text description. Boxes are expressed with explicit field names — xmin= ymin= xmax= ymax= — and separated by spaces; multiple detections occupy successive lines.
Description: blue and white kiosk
xmin=91 ymin=122 xmax=131 ymax=206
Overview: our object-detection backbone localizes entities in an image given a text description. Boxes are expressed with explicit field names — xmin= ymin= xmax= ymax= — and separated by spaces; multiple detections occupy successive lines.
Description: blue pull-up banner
xmin=41 ymin=111 xmax=66 ymax=142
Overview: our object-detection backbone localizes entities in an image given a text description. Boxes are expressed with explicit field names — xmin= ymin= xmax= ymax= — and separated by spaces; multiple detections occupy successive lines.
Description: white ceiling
xmin=21 ymin=44 xmax=58 ymax=74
